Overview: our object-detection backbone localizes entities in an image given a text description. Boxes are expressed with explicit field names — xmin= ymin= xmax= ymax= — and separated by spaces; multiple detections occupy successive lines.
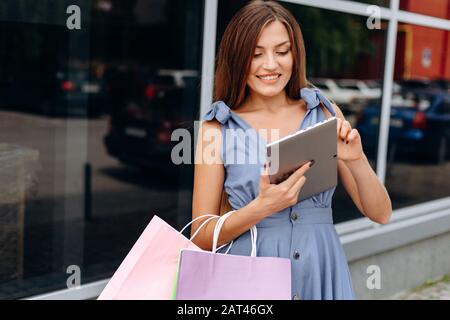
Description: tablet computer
xmin=266 ymin=117 xmax=337 ymax=202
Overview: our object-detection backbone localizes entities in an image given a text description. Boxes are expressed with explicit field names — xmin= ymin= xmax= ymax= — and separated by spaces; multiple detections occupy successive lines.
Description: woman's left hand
xmin=336 ymin=118 xmax=364 ymax=162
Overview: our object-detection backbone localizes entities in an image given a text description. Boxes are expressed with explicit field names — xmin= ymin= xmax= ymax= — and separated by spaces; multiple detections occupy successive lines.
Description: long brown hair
xmin=214 ymin=0 xmax=308 ymax=109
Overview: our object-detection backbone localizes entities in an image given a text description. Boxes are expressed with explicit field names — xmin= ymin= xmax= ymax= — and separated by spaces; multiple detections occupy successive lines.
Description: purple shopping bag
xmin=98 ymin=214 xmax=222 ymax=300
xmin=175 ymin=211 xmax=292 ymax=300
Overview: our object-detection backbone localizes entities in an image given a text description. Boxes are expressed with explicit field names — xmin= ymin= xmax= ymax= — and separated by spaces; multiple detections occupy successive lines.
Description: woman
xmin=191 ymin=0 xmax=392 ymax=300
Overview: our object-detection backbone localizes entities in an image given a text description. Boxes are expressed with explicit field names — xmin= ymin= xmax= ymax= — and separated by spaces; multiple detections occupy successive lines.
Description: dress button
xmin=293 ymin=250 xmax=300 ymax=260
xmin=291 ymin=212 xmax=298 ymax=221
xmin=292 ymin=294 xmax=301 ymax=300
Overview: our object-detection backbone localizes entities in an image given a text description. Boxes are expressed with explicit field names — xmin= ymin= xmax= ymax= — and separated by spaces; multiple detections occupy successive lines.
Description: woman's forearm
xmin=192 ymin=198 xmax=270 ymax=251
xmin=345 ymin=154 xmax=392 ymax=224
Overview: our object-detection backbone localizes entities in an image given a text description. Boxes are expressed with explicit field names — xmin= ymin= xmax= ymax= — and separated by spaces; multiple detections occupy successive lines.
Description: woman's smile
xmin=257 ymin=73 xmax=282 ymax=83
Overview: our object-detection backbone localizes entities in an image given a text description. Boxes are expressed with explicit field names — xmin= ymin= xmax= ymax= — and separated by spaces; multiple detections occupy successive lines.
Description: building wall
xmin=348 ymin=231 xmax=450 ymax=299
xmin=396 ymin=0 xmax=450 ymax=80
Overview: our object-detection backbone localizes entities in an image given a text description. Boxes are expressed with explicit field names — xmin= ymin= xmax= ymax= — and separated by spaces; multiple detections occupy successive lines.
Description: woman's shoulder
xmin=202 ymin=100 xmax=232 ymax=125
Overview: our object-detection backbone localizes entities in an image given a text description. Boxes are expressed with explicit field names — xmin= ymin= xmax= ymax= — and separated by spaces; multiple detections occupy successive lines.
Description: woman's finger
xmin=347 ymin=128 xmax=359 ymax=142
xmin=336 ymin=118 xmax=343 ymax=137
xmin=279 ymin=161 xmax=311 ymax=189
xmin=339 ymin=120 xmax=352 ymax=141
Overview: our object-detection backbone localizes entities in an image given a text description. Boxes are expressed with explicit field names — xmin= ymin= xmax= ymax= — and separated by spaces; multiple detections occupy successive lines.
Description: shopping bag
xmin=98 ymin=213 xmax=224 ymax=300
xmin=175 ymin=211 xmax=292 ymax=300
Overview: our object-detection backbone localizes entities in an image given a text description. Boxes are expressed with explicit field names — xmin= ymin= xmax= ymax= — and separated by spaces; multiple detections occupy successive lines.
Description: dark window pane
xmin=0 ymin=0 xmax=204 ymax=299
xmin=385 ymin=23 xmax=450 ymax=211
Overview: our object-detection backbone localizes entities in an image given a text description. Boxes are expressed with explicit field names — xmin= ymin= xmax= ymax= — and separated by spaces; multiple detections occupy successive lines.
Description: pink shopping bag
xmin=98 ymin=214 xmax=223 ymax=300
xmin=175 ymin=211 xmax=292 ymax=300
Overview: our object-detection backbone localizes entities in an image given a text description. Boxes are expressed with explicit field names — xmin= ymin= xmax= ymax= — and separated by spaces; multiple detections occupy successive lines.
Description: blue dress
xmin=202 ymin=87 xmax=355 ymax=300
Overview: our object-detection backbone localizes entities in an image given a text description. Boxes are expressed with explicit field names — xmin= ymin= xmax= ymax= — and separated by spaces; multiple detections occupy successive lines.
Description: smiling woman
xmin=191 ymin=0 xmax=393 ymax=300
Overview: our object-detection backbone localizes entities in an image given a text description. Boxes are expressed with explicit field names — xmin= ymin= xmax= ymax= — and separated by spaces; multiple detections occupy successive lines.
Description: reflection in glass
xmin=400 ymin=0 xmax=450 ymax=19
xmin=384 ymin=23 xmax=450 ymax=210
xmin=0 ymin=0 xmax=203 ymax=299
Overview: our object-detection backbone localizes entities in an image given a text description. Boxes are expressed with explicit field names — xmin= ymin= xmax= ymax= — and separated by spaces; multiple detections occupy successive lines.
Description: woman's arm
xmin=330 ymin=104 xmax=392 ymax=224
xmin=191 ymin=119 xmax=270 ymax=250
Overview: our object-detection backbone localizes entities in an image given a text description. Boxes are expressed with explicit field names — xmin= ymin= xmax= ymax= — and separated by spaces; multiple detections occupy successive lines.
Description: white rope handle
xmin=212 ymin=210 xmax=257 ymax=257
xmin=212 ymin=211 xmax=234 ymax=254
xmin=180 ymin=214 xmax=234 ymax=252
xmin=189 ymin=215 xmax=219 ymax=241
xmin=179 ymin=214 xmax=218 ymax=235
xmin=250 ymin=225 xmax=257 ymax=257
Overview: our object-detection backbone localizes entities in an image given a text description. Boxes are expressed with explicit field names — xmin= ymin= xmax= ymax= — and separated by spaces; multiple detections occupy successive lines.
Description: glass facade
xmin=0 ymin=0 xmax=203 ymax=299
xmin=0 ymin=0 xmax=448 ymax=299
xmin=383 ymin=23 xmax=450 ymax=210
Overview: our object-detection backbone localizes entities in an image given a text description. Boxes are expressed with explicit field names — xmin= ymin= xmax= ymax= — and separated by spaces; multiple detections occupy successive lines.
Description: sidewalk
xmin=391 ymin=274 xmax=450 ymax=300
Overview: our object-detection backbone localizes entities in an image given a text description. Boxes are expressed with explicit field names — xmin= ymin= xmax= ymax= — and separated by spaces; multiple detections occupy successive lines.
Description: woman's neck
xmin=239 ymin=90 xmax=294 ymax=114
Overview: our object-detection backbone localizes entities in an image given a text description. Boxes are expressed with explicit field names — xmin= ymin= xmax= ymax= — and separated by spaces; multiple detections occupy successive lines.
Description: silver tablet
xmin=266 ymin=117 xmax=337 ymax=202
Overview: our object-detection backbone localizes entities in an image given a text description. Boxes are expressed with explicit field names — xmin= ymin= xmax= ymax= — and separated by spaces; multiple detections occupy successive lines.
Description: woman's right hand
xmin=255 ymin=161 xmax=313 ymax=217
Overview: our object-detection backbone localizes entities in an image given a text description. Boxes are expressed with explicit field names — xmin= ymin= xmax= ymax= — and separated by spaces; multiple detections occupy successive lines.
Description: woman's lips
xmin=257 ymin=74 xmax=281 ymax=83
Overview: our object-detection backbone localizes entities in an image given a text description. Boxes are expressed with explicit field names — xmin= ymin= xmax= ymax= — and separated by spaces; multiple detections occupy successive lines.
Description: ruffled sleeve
xmin=300 ymin=87 xmax=336 ymax=117
xmin=202 ymin=101 xmax=232 ymax=125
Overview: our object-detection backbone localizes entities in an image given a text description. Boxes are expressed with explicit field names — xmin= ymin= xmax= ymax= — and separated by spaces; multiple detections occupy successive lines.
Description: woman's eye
xmin=277 ymin=51 xmax=288 ymax=55
xmin=254 ymin=53 xmax=262 ymax=58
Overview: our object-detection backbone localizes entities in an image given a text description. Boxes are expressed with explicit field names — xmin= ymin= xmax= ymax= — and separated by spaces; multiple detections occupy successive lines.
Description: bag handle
xmin=212 ymin=210 xmax=257 ymax=257
xmin=188 ymin=215 xmax=219 ymax=241
xmin=180 ymin=214 xmax=234 ymax=253
xmin=179 ymin=214 xmax=217 ymax=235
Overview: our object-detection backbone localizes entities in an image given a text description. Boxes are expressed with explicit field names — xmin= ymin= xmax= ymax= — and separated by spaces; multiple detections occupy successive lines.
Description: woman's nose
xmin=262 ymin=53 xmax=278 ymax=69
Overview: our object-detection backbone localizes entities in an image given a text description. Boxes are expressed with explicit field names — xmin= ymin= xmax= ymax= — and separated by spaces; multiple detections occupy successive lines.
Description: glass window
xmin=0 ymin=0 xmax=204 ymax=299
xmin=384 ymin=23 xmax=450 ymax=211
xmin=218 ymin=1 xmax=388 ymax=223
xmin=400 ymin=0 xmax=450 ymax=19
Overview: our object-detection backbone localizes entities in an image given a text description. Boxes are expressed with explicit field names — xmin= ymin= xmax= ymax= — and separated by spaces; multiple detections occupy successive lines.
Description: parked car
xmin=46 ymin=66 xmax=109 ymax=117
xmin=396 ymin=78 xmax=450 ymax=92
xmin=104 ymin=69 xmax=199 ymax=170
xmin=309 ymin=78 xmax=359 ymax=115
xmin=0 ymin=65 xmax=109 ymax=117
xmin=337 ymin=79 xmax=382 ymax=100
xmin=355 ymin=88 xmax=450 ymax=163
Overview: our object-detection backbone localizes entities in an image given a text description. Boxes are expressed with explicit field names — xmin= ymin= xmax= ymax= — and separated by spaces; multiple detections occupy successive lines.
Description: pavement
xmin=391 ymin=274 xmax=450 ymax=300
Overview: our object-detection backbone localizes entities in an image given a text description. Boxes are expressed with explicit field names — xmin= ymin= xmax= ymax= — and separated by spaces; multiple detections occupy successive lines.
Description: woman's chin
xmin=254 ymin=88 xmax=284 ymax=98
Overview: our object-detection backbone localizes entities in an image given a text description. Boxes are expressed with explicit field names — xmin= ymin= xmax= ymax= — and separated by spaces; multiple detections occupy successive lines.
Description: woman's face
xmin=246 ymin=20 xmax=293 ymax=98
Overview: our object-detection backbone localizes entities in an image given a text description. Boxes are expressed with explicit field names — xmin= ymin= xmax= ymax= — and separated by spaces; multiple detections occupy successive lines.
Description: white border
xmin=376 ymin=0 xmax=399 ymax=183
xmin=24 ymin=279 xmax=108 ymax=300
xmin=282 ymin=0 xmax=450 ymax=30
xmin=199 ymin=0 xmax=219 ymax=119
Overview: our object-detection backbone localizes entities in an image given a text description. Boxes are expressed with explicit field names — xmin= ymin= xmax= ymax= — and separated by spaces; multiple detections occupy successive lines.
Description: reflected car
xmin=338 ymin=79 xmax=382 ymax=100
xmin=355 ymin=89 xmax=450 ymax=163
xmin=0 ymin=65 xmax=109 ymax=117
xmin=44 ymin=67 xmax=109 ymax=117
xmin=104 ymin=70 xmax=199 ymax=170
xmin=310 ymin=78 xmax=358 ymax=115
